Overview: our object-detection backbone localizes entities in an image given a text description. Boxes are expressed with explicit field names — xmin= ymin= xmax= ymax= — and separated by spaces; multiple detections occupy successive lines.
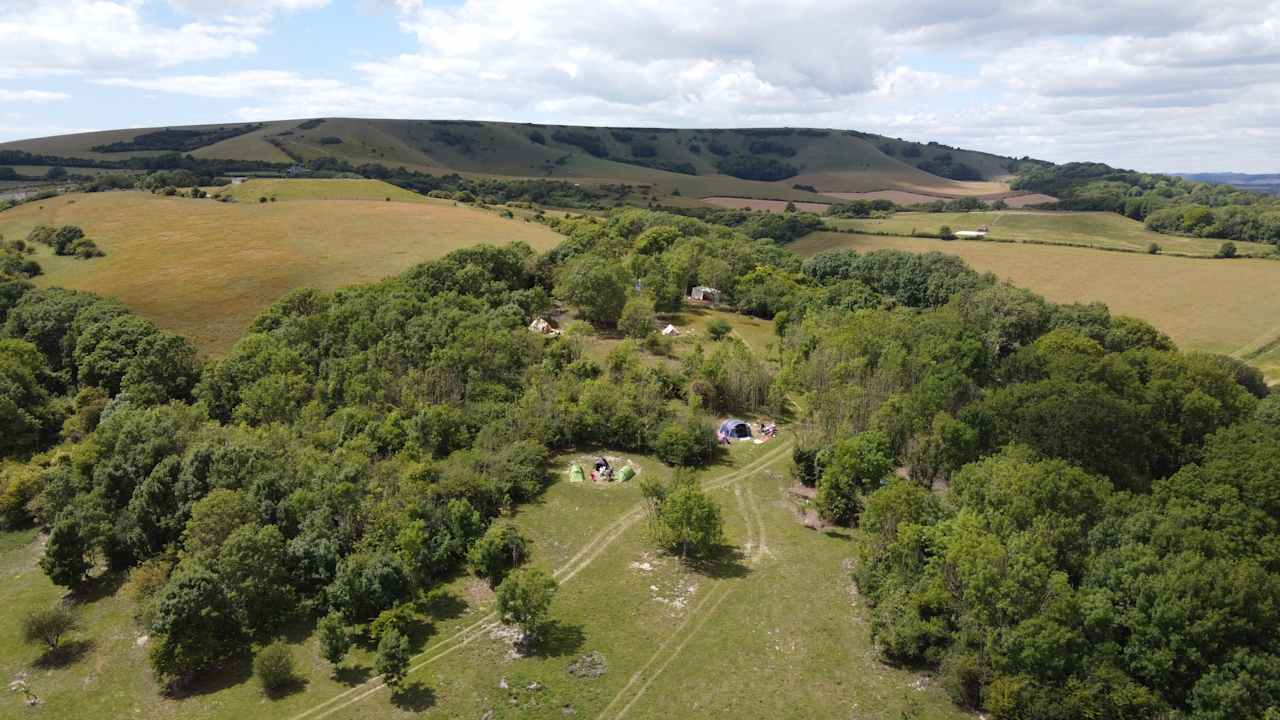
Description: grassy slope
xmin=0 ymin=437 xmax=967 ymax=720
xmin=790 ymin=231 xmax=1280 ymax=377
xmin=0 ymin=187 xmax=562 ymax=355
xmin=0 ymin=119 xmax=1018 ymax=201
xmin=219 ymin=179 xmax=430 ymax=203
xmin=827 ymin=210 xmax=1276 ymax=258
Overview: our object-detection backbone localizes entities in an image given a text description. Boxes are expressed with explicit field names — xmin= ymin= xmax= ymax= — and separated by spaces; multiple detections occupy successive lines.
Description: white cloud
xmin=0 ymin=1 xmax=267 ymax=75
xmin=0 ymin=89 xmax=70 ymax=103
xmin=9 ymin=0 xmax=1280 ymax=171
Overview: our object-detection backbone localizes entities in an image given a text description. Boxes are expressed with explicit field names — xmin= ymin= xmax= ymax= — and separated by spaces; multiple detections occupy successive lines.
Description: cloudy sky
xmin=1 ymin=0 xmax=1277 ymax=172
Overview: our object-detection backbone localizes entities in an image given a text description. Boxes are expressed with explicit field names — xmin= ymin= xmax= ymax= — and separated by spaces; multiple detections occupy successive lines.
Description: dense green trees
xmin=494 ymin=566 xmax=558 ymax=643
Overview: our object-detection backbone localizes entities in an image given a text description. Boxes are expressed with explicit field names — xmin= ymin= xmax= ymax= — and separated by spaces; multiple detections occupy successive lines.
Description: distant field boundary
xmin=812 ymin=225 xmax=1280 ymax=261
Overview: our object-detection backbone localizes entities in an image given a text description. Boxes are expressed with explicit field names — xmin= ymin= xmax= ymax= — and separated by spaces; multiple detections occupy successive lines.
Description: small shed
xmin=690 ymin=286 xmax=720 ymax=302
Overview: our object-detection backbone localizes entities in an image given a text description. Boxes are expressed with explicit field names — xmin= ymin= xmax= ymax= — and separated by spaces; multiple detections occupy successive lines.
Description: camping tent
xmin=689 ymin=286 xmax=720 ymax=302
xmin=718 ymin=419 xmax=752 ymax=440
xmin=661 ymin=324 xmax=679 ymax=336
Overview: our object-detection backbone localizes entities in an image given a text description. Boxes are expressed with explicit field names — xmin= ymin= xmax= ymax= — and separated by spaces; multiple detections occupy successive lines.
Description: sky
xmin=1 ymin=0 xmax=1277 ymax=173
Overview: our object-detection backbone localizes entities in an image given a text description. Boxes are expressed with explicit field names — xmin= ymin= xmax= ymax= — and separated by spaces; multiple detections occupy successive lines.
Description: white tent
xmin=689 ymin=286 xmax=720 ymax=302
xmin=661 ymin=324 xmax=680 ymax=336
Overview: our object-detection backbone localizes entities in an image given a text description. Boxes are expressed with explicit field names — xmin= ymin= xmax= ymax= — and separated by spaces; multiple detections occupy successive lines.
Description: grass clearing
xmin=0 ymin=189 xmax=563 ymax=355
xmin=825 ymin=210 xmax=1274 ymax=257
xmin=0 ymin=439 xmax=967 ymax=720
xmin=790 ymin=231 xmax=1280 ymax=377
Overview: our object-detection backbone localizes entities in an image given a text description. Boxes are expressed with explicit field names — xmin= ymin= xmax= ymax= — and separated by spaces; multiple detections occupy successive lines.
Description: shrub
xmin=618 ymin=293 xmax=655 ymax=339
xmin=648 ymin=478 xmax=724 ymax=560
xmin=317 ymin=612 xmax=351 ymax=670
xmin=369 ymin=604 xmax=416 ymax=645
xmin=655 ymin=413 xmax=716 ymax=467
xmin=253 ymin=641 xmax=297 ymax=695
xmin=495 ymin=566 xmax=558 ymax=642
xmin=375 ymin=628 xmax=411 ymax=689
xmin=705 ymin=318 xmax=731 ymax=341
xmin=0 ymin=463 xmax=42 ymax=529
xmin=21 ymin=604 xmax=80 ymax=651
xmin=938 ymin=225 xmax=956 ymax=240
xmin=1216 ymin=241 xmax=1237 ymax=258
xmin=466 ymin=522 xmax=528 ymax=587
xmin=815 ymin=431 xmax=893 ymax=526
xmin=1147 ymin=242 xmax=1161 ymax=254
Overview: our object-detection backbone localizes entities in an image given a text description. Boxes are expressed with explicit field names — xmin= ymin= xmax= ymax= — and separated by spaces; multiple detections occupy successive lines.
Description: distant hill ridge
xmin=0 ymin=118 xmax=1045 ymax=200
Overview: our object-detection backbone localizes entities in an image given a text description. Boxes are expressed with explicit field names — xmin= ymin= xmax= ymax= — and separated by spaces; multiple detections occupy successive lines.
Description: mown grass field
xmin=0 ymin=437 xmax=968 ymax=720
xmin=219 ymin=179 xmax=430 ymax=203
xmin=790 ymin=231 xmax=1280 ymax=378
xmin=0 ymin=185 xmax=562 ymax=355
xmin=825 ymin=210 xmax=1275 ymax=257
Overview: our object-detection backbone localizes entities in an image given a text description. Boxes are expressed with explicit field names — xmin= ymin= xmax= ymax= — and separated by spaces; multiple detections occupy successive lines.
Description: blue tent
xmin=718 ymin=419 xmax=752 ymax=440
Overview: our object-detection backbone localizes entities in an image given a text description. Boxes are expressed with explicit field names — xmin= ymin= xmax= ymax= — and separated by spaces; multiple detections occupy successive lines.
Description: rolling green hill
xmin=0 ymin=118 xmax=1032 ymax=202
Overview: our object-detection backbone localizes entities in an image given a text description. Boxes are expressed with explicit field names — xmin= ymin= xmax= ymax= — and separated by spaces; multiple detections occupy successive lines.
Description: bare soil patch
xmin=701 ymin=196 xmax=831 ymax=214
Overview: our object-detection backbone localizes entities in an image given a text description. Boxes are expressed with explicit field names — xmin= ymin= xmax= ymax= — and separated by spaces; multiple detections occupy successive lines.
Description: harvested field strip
xmin=286 ymin=439 xmax=794 ymax=720
xmin=788 ymin=232 xmax=1280 ymax=370
xmin=1002 ymin=192 xmax=1057 ymax=207
xmin=819 ymin=190 xmax=943 ymax=204
xmin=702 ymin=196 xmax=831 ymax=213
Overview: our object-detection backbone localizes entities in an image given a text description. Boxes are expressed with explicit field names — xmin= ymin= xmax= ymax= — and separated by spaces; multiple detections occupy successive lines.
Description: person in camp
xmin=592 ymin=457 xmax=612 ymax=482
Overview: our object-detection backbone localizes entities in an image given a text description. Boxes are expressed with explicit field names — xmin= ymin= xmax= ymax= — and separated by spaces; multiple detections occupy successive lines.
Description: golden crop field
xmin=790 ymin=231 xmax=1280 ymax=378
xmin=0 ymin=187 xmax=563 ymax=354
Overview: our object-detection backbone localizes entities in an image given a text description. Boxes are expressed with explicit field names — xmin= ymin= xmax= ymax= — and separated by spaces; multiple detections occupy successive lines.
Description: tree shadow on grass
xmin=33 ymin=639 xmax=94 ymax=669
xmin=174 ymin=651 xmax=253 ymax=698
xmin=822 ymin=528 xmax=854 ymax=542
xmin=71 ymin=571 xmax=126 ymax=604
xmin=526 ymin=620 xmax=585 ymax=658
xmin=390 ymin=680 xmax=436 ymax=712
xmin=685 ymin=543 xmax=751 ymax=580
xmin=419 ymin=589 xmax=468 ymax=622
xmin=334 ymin=663 xmax=373 ymax=687
xmin=264 ymin=674 xmax=308 ymax=701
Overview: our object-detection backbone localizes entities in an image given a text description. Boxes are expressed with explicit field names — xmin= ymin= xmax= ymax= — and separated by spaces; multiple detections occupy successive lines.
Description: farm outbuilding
xmin=690 ymin=286 xmax=720 ymax=302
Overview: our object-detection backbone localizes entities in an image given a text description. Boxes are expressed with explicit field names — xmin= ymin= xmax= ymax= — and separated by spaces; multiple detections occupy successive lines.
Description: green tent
xmin=569 ymin=464 xmax=585 ymax=483
xmin=617 ymin=466 xmax=636 ymax=482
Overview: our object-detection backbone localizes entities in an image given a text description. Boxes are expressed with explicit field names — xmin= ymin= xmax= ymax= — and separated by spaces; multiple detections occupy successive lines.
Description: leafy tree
xmin=649 ymin=478 xmax=724 ymax=560
xmin=555 ymin=256 xmax=628 ymax=327
xmin=618 ymin=292 xmax=655 ymax=339
xmin=375 ymin=628 xmax=411 ymax=690
xmin=40 ymin=518 xmax=92 ymax=589
xmin=253 ymin=641 xmax=298 ymax=696
xmin=369 ymin=604 xmax=417 ymax=645
xmin=327 ymin=551 xmax=410 ymax=622
xmin=654 ymin=412 xmax=716 ymax=467
xmin=149 ymin=562 xmax=246 ymax=687
xmin=0 ymin=339 xmax=61 ymax=455
xmin=466 ymin=521 xmax=528 ymax=587
xmin=815 ymin=431 xmax=893 ymax=525
xmin=181 ymin=489 xmax=257 ymax=559
xmin=21 ymin=604 xmax=80 ymax=652
xmin=1216 ymin=241 xmax=1238 ymax=258
xmin=317 ymin=612 xmax=351 ymax=671
xmin=216 ymin=524 xmax=295 ymax=636
xmin=494 ymin=566 xmax=558 ymax=642
xmin=938 ymin=225 xmax=956 ymax=240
